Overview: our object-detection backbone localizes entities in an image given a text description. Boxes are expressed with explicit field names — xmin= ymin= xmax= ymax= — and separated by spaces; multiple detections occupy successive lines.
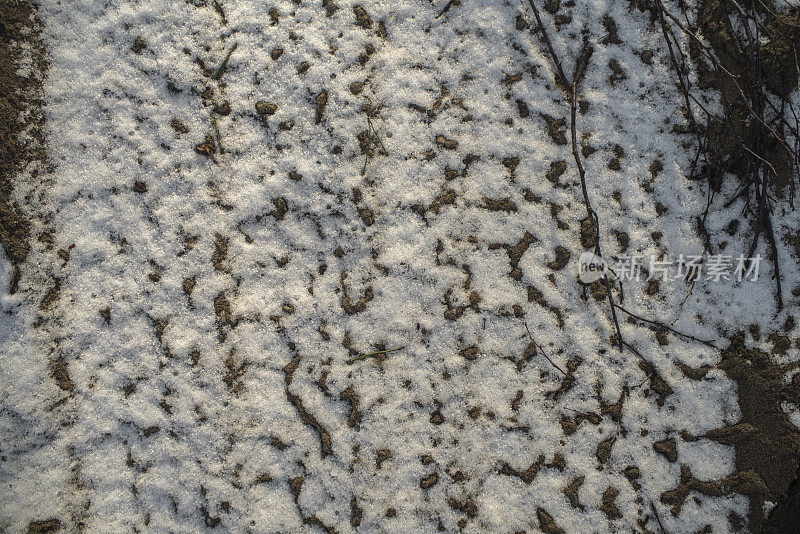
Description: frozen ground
xmin=2 ymin=0 xmax=800 ymax=532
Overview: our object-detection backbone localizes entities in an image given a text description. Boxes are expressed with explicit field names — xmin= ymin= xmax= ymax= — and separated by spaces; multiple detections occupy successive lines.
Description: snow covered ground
xmin=2 ymin=0 xmax=800 ymax=532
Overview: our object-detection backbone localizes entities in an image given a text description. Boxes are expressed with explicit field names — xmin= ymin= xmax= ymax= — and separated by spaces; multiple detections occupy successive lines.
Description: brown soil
xmin=0 ymin=1 xmax=45 ymax=265
xmin=716 ymin=332 xmax=800 ymax=533
xmin=695 ymin=0 xmax=799 ymax=196
xmin=720 ymin=335 xmax=800 ymax=531
xmin=661 ymin=332 xmax=800 ymax=532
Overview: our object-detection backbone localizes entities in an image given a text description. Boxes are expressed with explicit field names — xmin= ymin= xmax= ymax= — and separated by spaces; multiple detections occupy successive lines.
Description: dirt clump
xmin=0 ymin=1 xmax=46 ymax=264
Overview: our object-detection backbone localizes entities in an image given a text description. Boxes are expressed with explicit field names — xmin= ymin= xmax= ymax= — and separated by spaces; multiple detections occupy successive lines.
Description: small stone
xmin=269 ymin=8 xmax=280 ymax=24
xmin=353 ymin=5 xmax=372 ymax=29
xmin=213 ymin=101 xmax=231 ymax=116
xmin=170 ymin=119 xmax=189 ymax=134
xmin=376 ymin=448 xmax=392 ymax=468
xmin=323 ymin=0 xmax=339 ymax=17
xmin=546 ymin=161 xmax=567 ymax=183
xmin=654 ymin=437 xmax=678 ymax=462
xmin=132 ymin=36 xmax=146 ymax=54
xmin=435 ymin=135 xmax=458 ymax=150
xmin=195 ymin=135 xmax=217 ymax=157
xmin=596 ymin=438 xmax=614 ymax=465
xmin=420 ymin=472 xmax=438 ymax=488
xmin=349 ymin=81 xmax=364 ymax=95
xmin=460 ymin=345 xmax=479 ymax=360
xmin=255 ymin=101 xmax=278 ymax=116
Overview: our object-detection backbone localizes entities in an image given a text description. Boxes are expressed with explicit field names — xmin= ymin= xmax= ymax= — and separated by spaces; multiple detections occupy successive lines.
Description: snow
xmin=2 ymin=0 xmax=799 ymax=532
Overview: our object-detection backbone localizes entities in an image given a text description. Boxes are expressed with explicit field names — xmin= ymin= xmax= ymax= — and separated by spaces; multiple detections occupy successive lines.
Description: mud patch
xmin=720 ymin=333 xmax=800 ymax=531
xmin=0 ymin=1 xmax=45 ymax=264
xmin=662 ymin=333 xmax=800 ymax=530
xmin=276 ymin=321 xmax=333 ymax=458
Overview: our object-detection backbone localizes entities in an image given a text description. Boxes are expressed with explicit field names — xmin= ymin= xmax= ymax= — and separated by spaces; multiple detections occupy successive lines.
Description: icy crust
xmin=3 ymin=0 xmax=800 ymax=532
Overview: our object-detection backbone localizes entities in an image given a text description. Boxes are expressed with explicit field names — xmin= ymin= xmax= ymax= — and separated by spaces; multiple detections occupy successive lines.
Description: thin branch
xmin=436 ymin=0 xmax=459 ymax=18
xmin=567 ymin=36 xmax=625 ymax=352
xmin=525 ymin=0 xmax=570 ymax=90
xmin=656 ymin=0 xmax=697 ymax=130
xmin=612 ymin=302 xmax=717 ymax=348
xmin=660 ymin=3 xmax=799 ymax=166
xmin=347 ymin=346 xmax=405 ymax=365
xmin=523 ymin=1 xmax=625 ymax=352
xmin=523 ymin=321 xmax=567 ymax=376
xmin=651 ymin=501 xmax=667 ymax=534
